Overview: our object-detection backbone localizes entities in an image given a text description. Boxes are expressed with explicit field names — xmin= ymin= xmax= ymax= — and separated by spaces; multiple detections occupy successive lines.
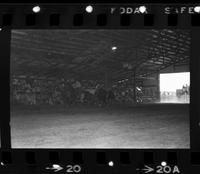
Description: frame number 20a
xmin=156 ymin=165 xmax=180 ymax=174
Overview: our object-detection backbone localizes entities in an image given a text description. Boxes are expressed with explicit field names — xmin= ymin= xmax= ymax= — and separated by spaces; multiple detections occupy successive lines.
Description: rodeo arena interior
xmin=10 ymin=30 xmax=190 ymax=148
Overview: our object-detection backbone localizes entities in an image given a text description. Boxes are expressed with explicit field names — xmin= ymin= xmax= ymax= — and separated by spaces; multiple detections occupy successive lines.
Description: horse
xmin=62 ymin=82 xmax=77 ymax=106
xmin=95 ymin=87 xmax=108 ymax=107
xmin=107 ymin=89 xmax=115 ymax=105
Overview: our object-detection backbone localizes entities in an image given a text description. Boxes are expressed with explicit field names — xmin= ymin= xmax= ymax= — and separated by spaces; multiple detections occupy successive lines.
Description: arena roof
xmin=10 ymin=29 xmax=190 ymax=81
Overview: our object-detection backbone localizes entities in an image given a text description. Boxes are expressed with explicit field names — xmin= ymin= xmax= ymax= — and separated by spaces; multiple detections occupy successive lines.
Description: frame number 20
xmin=66 ymin=165 xmax=81 ymax=173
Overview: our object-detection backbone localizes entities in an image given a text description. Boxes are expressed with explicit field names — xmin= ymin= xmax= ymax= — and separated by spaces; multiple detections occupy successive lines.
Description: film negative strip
xmin=0 ymin=3 xmax=200 ymax=174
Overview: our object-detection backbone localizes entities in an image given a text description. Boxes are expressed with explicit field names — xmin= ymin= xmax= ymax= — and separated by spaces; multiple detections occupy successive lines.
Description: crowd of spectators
xmin=11 ymin=77 xmax=157 ymax=106
xmin=11 ymin=78 xmax=64 ymax=105
xmin=11 ymin=78 xmax=106 ymax=106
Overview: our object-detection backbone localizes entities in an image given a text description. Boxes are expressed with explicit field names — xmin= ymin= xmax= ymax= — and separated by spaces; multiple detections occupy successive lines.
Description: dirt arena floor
xmin=10 ymin=104 xmax=190 ymax=148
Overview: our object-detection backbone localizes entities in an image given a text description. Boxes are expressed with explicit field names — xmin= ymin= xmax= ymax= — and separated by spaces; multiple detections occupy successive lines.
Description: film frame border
xmin=0 ymin=4 xmax=200 ymax=28
xmin=0 ymin=3 xmax=199 ymax=173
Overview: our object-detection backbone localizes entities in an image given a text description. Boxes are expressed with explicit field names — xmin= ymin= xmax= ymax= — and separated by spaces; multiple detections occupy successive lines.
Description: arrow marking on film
xmin=142 ymin=165 xmax=155 ymax=173
xmin=54 ymin=166 xmax=64 ymax=172
xmin=45 ymin=164 xmax=64 ymax=172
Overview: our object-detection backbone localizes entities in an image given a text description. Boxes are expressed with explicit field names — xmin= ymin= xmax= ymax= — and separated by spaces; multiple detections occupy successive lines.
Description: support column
xmin=133 ymin=69 xmax=137 ymax=103
xmin=0 ymin=29 xmax=11 ymax=148
xmin=156 ymin=71 xmax=160 ymax=102
xmin=104 ymin=72 xmax=112 ymax=90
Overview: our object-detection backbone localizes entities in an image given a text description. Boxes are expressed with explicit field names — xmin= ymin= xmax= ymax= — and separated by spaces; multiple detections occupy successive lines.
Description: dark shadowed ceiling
xmin=10 ymin=29 xmax=190 ymax=81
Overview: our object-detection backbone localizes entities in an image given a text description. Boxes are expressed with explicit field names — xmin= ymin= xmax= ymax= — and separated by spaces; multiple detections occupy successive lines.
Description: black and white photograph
xmin=10 ymin=29 xmax=190 ymax=148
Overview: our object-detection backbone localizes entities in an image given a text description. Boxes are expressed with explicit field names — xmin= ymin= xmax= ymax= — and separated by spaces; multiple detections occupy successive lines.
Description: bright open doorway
xmin=160 ymin=72 xmax=190 ymax=103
